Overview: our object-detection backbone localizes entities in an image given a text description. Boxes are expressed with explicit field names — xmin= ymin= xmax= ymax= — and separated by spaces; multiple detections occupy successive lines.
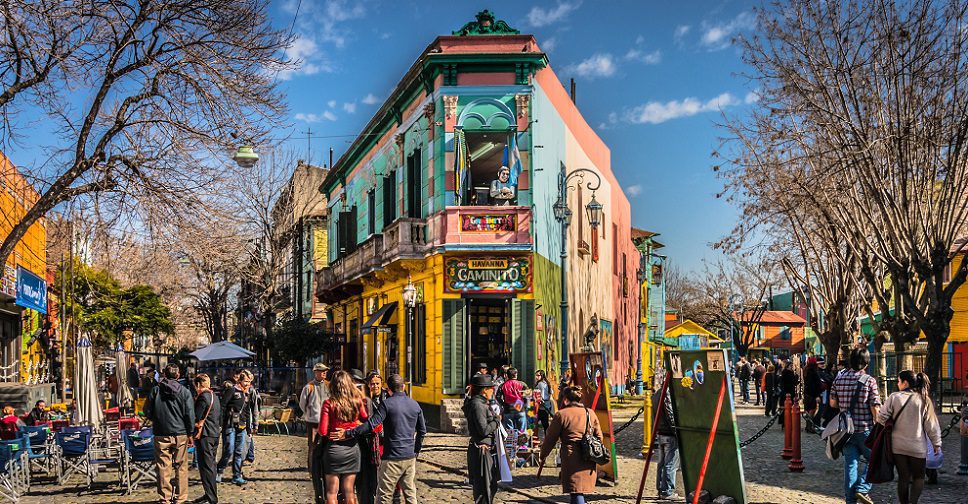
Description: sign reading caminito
xmin=445 ymin=256 xmax=532 ymax=293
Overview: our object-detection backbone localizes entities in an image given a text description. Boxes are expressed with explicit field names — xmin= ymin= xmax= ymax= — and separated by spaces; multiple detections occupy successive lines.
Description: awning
xmin=190 ymin=341 xmax=256 ymax=362
xmin=362 ymin=302 xmax=398 ymax=331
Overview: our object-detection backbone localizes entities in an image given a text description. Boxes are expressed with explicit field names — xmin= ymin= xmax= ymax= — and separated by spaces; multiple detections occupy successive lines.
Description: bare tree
xmin=725 ymin=0 xmax=968 ymax=383
xmin=0 ymin=0 xmax=293 ymax=272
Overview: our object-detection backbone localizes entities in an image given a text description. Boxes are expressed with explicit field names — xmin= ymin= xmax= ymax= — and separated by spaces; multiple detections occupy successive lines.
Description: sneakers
xmin=855 ymin=492 xmax=874 ymax=504
xmin=215 ymin=473 xmax=222 ymax=483
xmin=232 ymin=476 xmax=247 ymax=486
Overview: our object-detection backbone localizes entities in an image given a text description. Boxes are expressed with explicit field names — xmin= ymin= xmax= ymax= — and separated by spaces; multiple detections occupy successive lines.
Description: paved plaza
xmin=17 ymin=402 xmax=968 ymax=503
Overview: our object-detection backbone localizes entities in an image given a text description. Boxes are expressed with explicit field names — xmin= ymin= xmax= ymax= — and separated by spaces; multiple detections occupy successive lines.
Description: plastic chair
xmin=120 ymin=427 xmax=155 ymax=494
xmin=53 ymin=428 xmax=92 ymax=486
xmin=0 ymin=424 xmax=17 ymax=442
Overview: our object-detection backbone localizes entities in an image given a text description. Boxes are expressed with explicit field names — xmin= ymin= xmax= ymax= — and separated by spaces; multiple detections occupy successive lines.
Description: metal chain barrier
xmin=739 ymin=413 xmax=780 ymax=448
xmin=613 ymin=407 xmax=644 ymax=436
xmin=940 ymin=413 xmax=961 ymax=438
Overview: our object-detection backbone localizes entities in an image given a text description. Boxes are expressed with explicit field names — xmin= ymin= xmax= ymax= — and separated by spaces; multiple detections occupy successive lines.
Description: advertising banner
xmin=444 ymin=256 xmax=532 ymax=294
xmin=569 ymin=352 xmax=618 ymax=482
xmin=15 ymin=266 xmax=47 ymax=314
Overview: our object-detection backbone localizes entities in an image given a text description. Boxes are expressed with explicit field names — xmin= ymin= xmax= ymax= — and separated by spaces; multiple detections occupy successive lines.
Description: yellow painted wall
xmin=947 ymin=253 xmax=968 ymax=343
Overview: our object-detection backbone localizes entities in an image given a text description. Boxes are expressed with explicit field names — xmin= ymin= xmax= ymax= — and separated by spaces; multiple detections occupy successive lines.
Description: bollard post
xmin=781 ymin=394 xmax=793 ymax=459
xmin=788 ymin=399 xmax=804 ymax=472
xmin=641 ymin=390 xmax=653 ymax=455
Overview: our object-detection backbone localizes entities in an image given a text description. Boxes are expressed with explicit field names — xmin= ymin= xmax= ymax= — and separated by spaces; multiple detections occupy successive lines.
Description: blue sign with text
xmin=15 ymin=267 xmax=46 ymax=314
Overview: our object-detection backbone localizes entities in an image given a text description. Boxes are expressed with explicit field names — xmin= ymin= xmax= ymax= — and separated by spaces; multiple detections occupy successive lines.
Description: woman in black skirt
xmin=319 ymin=370 xmax=367 ymax=504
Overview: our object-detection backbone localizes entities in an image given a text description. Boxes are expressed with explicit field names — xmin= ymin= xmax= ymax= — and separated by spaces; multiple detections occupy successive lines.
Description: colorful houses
xmin=314 ymin=11 xmax=641 ymax=426
xmin=0 ymin=151 xmax=49 ymax=384
xmin=741 ymin=310 xmax=807 ymax=358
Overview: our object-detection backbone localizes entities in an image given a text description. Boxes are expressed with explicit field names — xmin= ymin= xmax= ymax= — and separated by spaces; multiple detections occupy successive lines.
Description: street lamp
xmin=554 ymin=165 xmax=603 ymax=381
xmin=402 ymin=276 xmax=417 ymax=395
xmin=233 ymin=145 xmax=259 ymax=168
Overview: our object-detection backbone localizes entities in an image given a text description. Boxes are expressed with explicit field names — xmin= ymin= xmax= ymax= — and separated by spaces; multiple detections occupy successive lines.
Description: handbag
xmin=580 ymin=408 xmax=610 ymax=465
xmin=865 ymin=395 xmax=911 ymax=484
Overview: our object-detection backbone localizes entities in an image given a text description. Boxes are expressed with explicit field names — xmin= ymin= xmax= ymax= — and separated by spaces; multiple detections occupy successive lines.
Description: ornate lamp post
xmin=553 ymin=165 xmax=603 ymax=380
xmin=402 ymin=276 xmax=417 ymax=395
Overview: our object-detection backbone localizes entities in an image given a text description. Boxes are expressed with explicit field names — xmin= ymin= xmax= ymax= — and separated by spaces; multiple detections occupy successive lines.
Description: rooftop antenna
xmin=301 ymin=128 xmax=314 ymax=164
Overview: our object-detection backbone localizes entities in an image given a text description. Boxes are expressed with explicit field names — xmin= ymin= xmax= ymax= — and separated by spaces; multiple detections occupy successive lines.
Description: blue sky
xmin=271 ymin=0 xmax=760 ymax=273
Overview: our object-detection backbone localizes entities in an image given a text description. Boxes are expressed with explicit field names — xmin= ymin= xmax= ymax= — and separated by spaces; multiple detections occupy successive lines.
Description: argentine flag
xmin=504 ymin=132 xmax=522 ymax=186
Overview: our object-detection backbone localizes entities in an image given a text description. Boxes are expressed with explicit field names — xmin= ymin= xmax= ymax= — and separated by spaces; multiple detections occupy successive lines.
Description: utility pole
xmin=302 ymin=128 xmax=314 ymax=164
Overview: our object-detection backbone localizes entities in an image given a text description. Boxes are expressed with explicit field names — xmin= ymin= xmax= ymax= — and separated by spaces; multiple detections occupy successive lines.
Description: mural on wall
xmin=598 ymin=319 xmax=613 ymax=372
xmin=544 ymin=313 xmax=557 ymax=383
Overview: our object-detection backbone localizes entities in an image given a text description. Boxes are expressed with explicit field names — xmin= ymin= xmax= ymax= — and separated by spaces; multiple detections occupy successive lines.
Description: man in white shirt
xmin=299 ymin=362 xmax=329 ymax=471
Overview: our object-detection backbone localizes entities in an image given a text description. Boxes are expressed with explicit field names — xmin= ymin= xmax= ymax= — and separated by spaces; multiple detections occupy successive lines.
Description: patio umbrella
xmin=114 ymin=343 xmax=134 ymax=410
xmin=190 ymin=341 xmax=255 ymax=362
xmin=75 ymin=335 xmax=104 ymax=429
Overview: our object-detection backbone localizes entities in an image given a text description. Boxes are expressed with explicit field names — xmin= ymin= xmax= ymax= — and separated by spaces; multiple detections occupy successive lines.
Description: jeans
xmin=842 ymin=430 xmax=872 ymax=503
xmin=655 ymin=434 xmax=679 ymax=497
xmin=739 ymin=380 xmax=750 ymax=402
xmin=217 ymin=427 xmax=248 ymax=479
xmin=502 ymin=410 xmax=526 ymax=433
xmin=753 ymin=383 xmax=762 ymax=405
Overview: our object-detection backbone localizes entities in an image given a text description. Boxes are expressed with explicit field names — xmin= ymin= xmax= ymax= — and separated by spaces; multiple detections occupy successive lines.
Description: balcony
xmin=315 ymin=234 xmax=384 ymax=301
xmin=438 ymin=205 xmax=532 ymax=248
xmin=383 ymin=218 xmax=431 ymax=262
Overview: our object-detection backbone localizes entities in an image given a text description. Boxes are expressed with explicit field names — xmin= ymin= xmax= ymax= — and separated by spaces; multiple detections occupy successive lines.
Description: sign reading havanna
xmin=445 ymin=256 xmax=532 ymax=293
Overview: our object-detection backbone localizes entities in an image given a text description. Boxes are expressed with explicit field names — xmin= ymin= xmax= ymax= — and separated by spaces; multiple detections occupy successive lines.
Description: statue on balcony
xmin=489 ymin=165 xmax=516 ymax=206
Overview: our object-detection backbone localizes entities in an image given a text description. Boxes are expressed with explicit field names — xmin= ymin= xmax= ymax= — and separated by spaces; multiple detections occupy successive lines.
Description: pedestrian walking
xmin=533 ymin=370 xmax=555 ymax=436
xmin=763 ymin=364 xmax=779 ymax=417
xmin=752 ymin=360 xmax=765 ymax=406
xmin=244 ymin=378 xmax=260 ymax=466
xmin=539 ymin=386 xmax=605 ymax=504
xmin=876 ymin=370 xmax=941 ymax=504
xmin=829 ymin=347 xmax=881 ymax=504
xmin=300 ymin=363 xmax=330 ymax=471
xmin=778 ymin=359 xmax=800 ymax=427
xmin=652 ymin=386 xmax=679 ymax=499
xmin=357 ymin=371 xmax=387 ymax=504
xmin=737 ymin=357 xmax=752 ymax=404
xmin=332 ymin=374 xmax=426 ymax=504
xmin=319 ymin=370 xmax=368 ymax=504
xmin=144 ymin=363 xmax=195 ymax=504
xmin=127 ymin=362 xmax=141 ymax=400
xmin=463 ymin=373 xmax=501 ymax=504
xmin=803 ymin=358 xmax=823 ymax=433
xmin=193 ymin=374 xmax=221 ymax=504
xmin=498 ymin=367 xmax=528 ymax=433
xmin=217 ymin=369 xmax=256 ymax=485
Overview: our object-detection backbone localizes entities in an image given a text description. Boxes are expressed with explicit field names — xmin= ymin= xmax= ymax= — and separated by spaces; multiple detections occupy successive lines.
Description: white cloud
xmin=625 ymin=48 xmax=661 ymax=65
xmin=674 ymin=25 xmax=691 ymax=43
xmin=278 ymin=35 xmax=331 ymax=81
xmin=361 ymin=93 xmax=379 ymax=105
xmin=327 ymin=100 xmax=337 ymax=109
xmin=700 ymin=12 xmax=756 ymax=50
xmin=744 ymin=90 xmax=760 ymax=104
xmin=635 ymin=35 xmax=645 ymax=45
xmin=283 ymin=0 xmax=366 ymax=49
xmin=528 ymin=1 xmax=582 ymax=27
xmin=566 ymin=53 xmax=617 ymax=79
xmin=624 ymin=92 xmax=739 ymax=124
xmin=294 ymin=110 xmax=338 ymax=123
xmin=626 ymin=184 xmax=643 ymax=197
xmin=542 ymin=36 xmax=557 ymax=53
xmin=342 ymin=102 xmax=357 ymax=114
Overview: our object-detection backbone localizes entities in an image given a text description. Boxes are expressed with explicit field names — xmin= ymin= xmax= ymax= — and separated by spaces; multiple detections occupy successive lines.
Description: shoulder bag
xmin=865 ymin=394 xmax=911 ymax=484
xmin=194 ymin=390 xmax=214 ymax=440
xmin=580 ymin=407 xmax=610 ymax=465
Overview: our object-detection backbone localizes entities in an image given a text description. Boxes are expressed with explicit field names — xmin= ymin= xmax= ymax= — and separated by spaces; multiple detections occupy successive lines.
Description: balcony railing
xmin=383 ymin=218 xmax=430 ymax=261
xmin=439 ymin=205 xmax=532 ymax=246
xmin=317 ymin=234 xmax=384 ymax=294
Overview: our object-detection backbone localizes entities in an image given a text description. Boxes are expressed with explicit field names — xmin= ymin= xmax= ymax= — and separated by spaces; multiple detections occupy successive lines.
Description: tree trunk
xmin=820 ymin=331 xmax=841 ymax=364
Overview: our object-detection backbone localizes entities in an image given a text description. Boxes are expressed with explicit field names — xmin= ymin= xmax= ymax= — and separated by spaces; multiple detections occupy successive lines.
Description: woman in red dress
xmin=319 ymin=370 xmax=367 ymax=504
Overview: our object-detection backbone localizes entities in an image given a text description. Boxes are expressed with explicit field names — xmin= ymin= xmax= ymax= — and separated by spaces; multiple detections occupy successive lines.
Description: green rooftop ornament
xmin=453 ymin=9 xmax=519 ymax=36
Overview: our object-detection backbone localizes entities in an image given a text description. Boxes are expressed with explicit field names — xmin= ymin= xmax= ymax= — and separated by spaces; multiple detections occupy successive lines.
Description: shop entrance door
xmin=468 ymin=298 xmax=510 ymax=380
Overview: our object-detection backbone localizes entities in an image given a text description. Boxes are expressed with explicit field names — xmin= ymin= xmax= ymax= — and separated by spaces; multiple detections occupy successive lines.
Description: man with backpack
xmin=498 ymin=368 xmax=529 ymax=433
xmin=299 ymin=363 xmax=329 ymax=471
xmin=144 ymin=363 xmax=195 ymax=504
xmin=828 ymin=347 xmax=881 ymax=504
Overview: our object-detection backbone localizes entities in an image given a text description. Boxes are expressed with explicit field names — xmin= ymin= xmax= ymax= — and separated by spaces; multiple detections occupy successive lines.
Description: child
xmin=959 ymin=402 xmax=968 ymax=476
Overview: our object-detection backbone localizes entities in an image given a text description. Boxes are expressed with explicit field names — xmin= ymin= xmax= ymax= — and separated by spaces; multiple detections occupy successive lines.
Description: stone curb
xmin=419 ymin=455 xmax=558 ymax=504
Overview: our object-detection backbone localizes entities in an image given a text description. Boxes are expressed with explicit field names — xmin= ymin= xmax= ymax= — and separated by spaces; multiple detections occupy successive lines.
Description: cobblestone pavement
xmin=17 ymin=403 xmax=968 ymax=503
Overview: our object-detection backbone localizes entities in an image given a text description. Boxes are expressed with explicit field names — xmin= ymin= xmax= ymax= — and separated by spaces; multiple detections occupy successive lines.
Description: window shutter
xmin=512 ymin=300 xmax=535 ymax=381
xmin=442 ymin=299 xmax=466 ymax=394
